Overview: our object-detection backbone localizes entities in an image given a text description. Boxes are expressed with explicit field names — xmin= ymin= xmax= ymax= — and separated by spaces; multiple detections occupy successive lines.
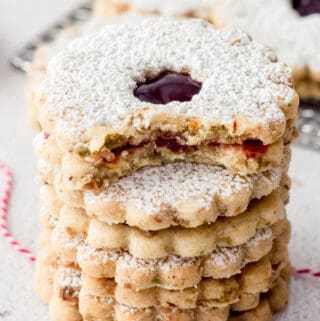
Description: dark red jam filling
xmin=103 ymin=137 xmax=267 ymax=163
xmin=243 ymin=140 xmax=268 ymax=158
xmin=293 ymin=0 xmax=320 ymax=16
xmin=154 ymin=138 xmax=190 ymax=153
xmin=134 ymin=71 xmax=202 ymax=104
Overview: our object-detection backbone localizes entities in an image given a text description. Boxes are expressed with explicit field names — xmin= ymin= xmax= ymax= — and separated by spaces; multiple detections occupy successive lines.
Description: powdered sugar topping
xmin=209 ymin=246 xmax=244 ymax=267
xmin=40 ymin=19 xmax=294 ymax=146
xmin=117 ymin=252 xmax=198 ymax=271
xmin=84 ymin=162 xmax=282 ymax=214
xmin=59 ymin=267 xmax=81 ymax=288
xmin=246 ymin=227 xmax=273 ymax=247
xmin=79 ymin=290 xmax=115 ymax=304
xmin=77 ymin=244 xmax=120 ymax=265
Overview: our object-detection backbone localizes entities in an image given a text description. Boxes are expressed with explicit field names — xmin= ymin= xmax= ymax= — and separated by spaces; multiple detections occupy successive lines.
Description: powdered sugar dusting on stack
xmin=40 ymin=19 xmax=295 ymax=145
xmin=84 ymin=163 xmax=282 ymax=214
xmin=33 ymin=16 xmax=296 ymax=321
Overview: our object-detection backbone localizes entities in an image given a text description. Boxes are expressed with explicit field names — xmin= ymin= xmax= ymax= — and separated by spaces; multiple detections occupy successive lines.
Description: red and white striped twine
xmin=0 ymin=162 xmax=36 ymax=262
xmin=0 ymin=162 xmax=320 ymax=278
xmin=295 ymin=269 xmax=320 ymax=278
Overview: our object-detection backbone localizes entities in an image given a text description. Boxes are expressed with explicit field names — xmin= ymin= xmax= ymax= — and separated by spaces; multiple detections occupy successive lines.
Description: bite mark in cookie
xmin=99 ymin=134 xmax=268 ymax=165
xmin=37 ymin=19 xmax=298 ymax=182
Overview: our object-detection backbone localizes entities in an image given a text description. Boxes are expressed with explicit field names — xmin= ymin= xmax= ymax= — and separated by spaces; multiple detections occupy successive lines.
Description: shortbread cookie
xmin=212 ymin=0 xmax=320 ymax=100
xmin=228 ymin=299 xmax=273 ymax=321
xmin=34 ymin=132 xmax=295 ymax=196
xmin=38 ymin=161 xmax=285 ymax=230
xmin=94 ymin=0 xmax=215 ymax=20
xmin=36 ymin=19 xmax=298 ymax=183
xmin=79 ymin=219 xmax=290 ymax=290
xmin=80 ymin=255 xmax=288 ymax=310
xmin=43 ymin=218 xmax=290 ymax=291
xmin=49 ymin=265 xmax=82 ymax=321
xmin=41 ymin=199 xmax=290 ymax=282
xmin=34 ymin=246 xmax=57 ymax=304
xmin=45 ymin=248 xmax=290 ymax=320
xmin=79 ymin=296 xmax=272 ymax=321
xmin=230 ymin=264 xmax=291 ymax=320
xmin=48 ymin=263 xmax=289 ymax=321
xmin=83 ymin=163 xmax=285 ymax=230
xmin=34 ymin=128 xmax=293 ymax=197
xmin=51 ymin=190 xmax=286 ymax=259
xmin=36 ymin=145 xmax=290 ymax=233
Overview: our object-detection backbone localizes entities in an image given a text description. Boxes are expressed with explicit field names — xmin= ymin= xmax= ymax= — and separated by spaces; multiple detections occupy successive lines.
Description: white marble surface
xmin=0 ymin=1 xmax=319 ymax=320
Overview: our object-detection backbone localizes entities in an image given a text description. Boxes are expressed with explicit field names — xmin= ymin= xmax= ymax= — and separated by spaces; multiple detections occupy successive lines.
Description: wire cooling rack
xmin=296 ymin=100 xmax=320 ymax=151
xmin=9 ymin=2 xmax=320 ymax=151
xmin=9 ymin=1 xmax=92 ymax=72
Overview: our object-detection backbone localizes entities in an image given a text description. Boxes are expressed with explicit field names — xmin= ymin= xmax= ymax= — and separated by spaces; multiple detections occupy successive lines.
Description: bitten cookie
xmin=36 ymin=19 xmax=298 ymax=188
xmin=33 ymin=128 xmax=294 ymax=192
xmin=212 ymin=0 xmax=320 ymax=100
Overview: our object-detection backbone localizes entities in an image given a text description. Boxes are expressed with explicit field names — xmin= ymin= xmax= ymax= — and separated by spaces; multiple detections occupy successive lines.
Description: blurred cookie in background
xmin=212 ymin=0 xmax=320 ymax=101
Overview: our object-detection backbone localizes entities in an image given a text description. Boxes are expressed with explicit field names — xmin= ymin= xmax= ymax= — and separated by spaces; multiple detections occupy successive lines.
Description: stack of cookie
xmin=34 ymin=19 xmax=299 ymax=321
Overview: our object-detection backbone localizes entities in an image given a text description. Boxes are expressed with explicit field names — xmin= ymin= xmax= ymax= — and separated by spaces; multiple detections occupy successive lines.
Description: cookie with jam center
xmin=37 ymin=18 xmax=298 ymax=186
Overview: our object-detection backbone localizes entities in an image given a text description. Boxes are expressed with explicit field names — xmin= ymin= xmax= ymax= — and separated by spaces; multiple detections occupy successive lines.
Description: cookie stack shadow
xmin=32 ymin=19 xmax=299 ymax=321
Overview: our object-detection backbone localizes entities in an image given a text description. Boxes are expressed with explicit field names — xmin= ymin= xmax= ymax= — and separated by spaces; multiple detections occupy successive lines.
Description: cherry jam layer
xmin=293 ymin=0 xmax=320 ymax=16
xmin=101 ymin=138 xmax=268 ymax=163
xmin=134 ymin=71 xmax=202 ymax=104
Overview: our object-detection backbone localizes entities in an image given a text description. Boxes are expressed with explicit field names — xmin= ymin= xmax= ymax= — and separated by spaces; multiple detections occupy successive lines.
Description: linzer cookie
xmin=77 ymin=220 xmax=290 ymax=291
xmin=93 ymin=0 xmax=215 ymax=20
xmin=33 ymin=132 xmax=292 ymax=209
xmin=36 ymin=215 xmax=290 ymax=302
xmin=82 ymin=163 xmax=288 ymax=230
xmin=212 ymin=0 xmax=320 ymax=100
xmin=33 ymin=127 xmax=294 ymax=191
xmin=43 ymin=213 xmax=290 ymax=290
xmin=79 ymin=256 xmax=289 ymax=310
xmin=36 ymin=214 xmax=291 ymax=320
xmin=37 ymin=159 xmax=287 ymax=230
xmin=78 ymin=219 xmax=291 ymax=288
xmin=40 ymin=258 xmax=291 ymax=321
xmin=51 ymin=190 xmax=286 ymax=259
xmin=36 ymin=19 xmax=298 ymax=189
